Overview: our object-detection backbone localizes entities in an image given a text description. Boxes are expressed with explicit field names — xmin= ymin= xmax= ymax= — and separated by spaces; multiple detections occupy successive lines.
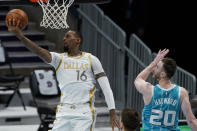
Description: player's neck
xmin=158 ymin=79 xmax=173 ymax=89
xmin=68 ymin=49 xmax=82 ymax=56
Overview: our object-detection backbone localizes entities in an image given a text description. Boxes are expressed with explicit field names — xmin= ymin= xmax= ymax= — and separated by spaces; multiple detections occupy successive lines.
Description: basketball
xmin=5 ymin=9 xmax=28 ymax=30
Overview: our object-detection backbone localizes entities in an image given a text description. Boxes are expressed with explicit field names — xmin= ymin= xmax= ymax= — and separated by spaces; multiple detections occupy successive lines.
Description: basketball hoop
xmin=30 ymin=0 xmax=75 ymax=29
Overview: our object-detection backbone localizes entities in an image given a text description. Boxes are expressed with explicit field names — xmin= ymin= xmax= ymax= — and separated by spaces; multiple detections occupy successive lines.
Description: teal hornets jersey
xmin=142 ymin=85 xmax=181 ymax=131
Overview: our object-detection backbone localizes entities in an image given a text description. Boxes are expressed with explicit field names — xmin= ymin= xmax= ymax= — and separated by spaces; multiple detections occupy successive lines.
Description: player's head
xmin=63 ymin=30 xmax=83 ymax=52
xmin=153 ymin=58 xmax=177 ymax=80
xmin=120 ymin=108 xmax=140 ymax=131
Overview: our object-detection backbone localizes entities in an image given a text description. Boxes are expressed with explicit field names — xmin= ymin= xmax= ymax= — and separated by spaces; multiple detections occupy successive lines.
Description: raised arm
xmin=181 ymin=87 xmax=197 ymax=130
xmin=134 ymin=49 xmax=169 ymax=95
xmin=6 ymin=19 xmax=51 ymax=63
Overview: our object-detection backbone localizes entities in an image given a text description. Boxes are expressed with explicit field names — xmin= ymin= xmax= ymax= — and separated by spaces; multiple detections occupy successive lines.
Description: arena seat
xmin=0 ymin=42 xmax=26 ymax=110
xmin=29 ymin=69 xmax=60 ymax=131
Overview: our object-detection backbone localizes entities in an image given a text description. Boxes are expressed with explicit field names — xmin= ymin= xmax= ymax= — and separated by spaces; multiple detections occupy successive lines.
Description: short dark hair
xmin=121 ymin=108 xmax=140 ymax=130
xmin=162 ymin=58 xmax=177 ymax=79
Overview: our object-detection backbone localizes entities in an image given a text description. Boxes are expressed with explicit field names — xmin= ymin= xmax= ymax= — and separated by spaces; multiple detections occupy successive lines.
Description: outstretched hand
xmin=6 ymin=18 xmax=21 ymax=34
xmin=151 ymin=49 xmax=169 ymax=67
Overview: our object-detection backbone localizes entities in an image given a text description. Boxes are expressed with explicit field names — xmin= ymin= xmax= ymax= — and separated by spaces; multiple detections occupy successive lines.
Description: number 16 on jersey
xmin=76 ymin=70 xmax=87 ymax=81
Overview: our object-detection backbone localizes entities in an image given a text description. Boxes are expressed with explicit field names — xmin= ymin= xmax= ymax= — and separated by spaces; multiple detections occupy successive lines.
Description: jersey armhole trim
xmin=178 ymin=86 xmax=181 ymax=99
xmin=152 ymin=85 xmax=154 ymax=97
xmin=55 ymin=53 xmax=64 ymax=72
xmin=88 ymin=54 xmax=94 ymax=74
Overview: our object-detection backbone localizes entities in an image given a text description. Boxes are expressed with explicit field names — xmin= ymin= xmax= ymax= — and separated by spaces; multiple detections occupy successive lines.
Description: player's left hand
xmin=109 ymin=109 xmax=120 ymax=131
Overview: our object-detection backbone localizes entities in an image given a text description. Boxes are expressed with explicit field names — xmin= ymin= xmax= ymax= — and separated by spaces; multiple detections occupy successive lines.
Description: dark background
xmin=99 ymin=0 xmax=197 ymax=77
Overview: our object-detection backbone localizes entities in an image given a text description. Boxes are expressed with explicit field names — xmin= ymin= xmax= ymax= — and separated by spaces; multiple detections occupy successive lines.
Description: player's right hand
xmin=6 ymin=18 xmax=21 ymax=33
xmin=110 ymin=109 xmax=121 ymax=131
xmin=151 ymin=49 xmax=169 ymax=68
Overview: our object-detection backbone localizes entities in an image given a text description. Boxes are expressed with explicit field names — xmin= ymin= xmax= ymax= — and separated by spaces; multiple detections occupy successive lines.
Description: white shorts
xmin=51 ymin=103 xmax=96 ymax=131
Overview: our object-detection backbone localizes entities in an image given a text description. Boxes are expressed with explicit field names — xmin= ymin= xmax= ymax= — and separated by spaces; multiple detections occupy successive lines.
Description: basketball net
xmin=31 ymin=0 xmax=74 ymax=29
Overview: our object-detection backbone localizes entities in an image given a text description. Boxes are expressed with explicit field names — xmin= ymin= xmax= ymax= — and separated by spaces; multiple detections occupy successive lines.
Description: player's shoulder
xmin=147 ymin=83 xmax=154 ymax=92
xmin=50 ymin=52 xmax=65 ymax=58
xmin=83 ymin=52 xmax=101 ymax=64
xmin=179 ymin=86 xmax=190 ymax=103
xmin=50 ymin=51 xmax=62 ymax=55
xmin=179 ymin=86 xmax=188 ymax=96
xmin=86 ymin=53 xmax=99 ymax=60
xmin=49 ymin=52 xmax=64 ymax=63
xmin=179 ymin=86 xmax=187 ymax=92
xmin=85 ymin=52 xmax=94 ymax=57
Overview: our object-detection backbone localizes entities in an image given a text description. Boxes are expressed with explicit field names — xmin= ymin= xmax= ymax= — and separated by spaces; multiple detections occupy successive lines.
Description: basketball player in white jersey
xmin=7 ymin=20 xmax=120 ymax=131
xmin=134 ymin=49 xmax=197 ymax=130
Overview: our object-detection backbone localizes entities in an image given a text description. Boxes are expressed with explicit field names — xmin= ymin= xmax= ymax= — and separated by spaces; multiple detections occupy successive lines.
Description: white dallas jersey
xmin=49 ymin=52 xmax=104 ymax=105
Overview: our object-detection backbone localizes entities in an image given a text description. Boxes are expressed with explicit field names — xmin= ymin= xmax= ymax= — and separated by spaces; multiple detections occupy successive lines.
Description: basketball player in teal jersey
xmin=6 ymin=19 xmax=120 ymax=131
xmin=134 ymin=49 xmax=197 ymax=131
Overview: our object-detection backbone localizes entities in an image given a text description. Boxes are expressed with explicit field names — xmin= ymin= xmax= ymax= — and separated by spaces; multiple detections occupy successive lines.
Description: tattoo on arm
xmin=95 ymin=72 xmax=106 ymax=79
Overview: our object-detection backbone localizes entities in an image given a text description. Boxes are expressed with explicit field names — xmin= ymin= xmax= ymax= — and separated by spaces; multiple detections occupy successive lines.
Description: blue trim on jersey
xmin=142 ymin=85 xmax=181 ymax=131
